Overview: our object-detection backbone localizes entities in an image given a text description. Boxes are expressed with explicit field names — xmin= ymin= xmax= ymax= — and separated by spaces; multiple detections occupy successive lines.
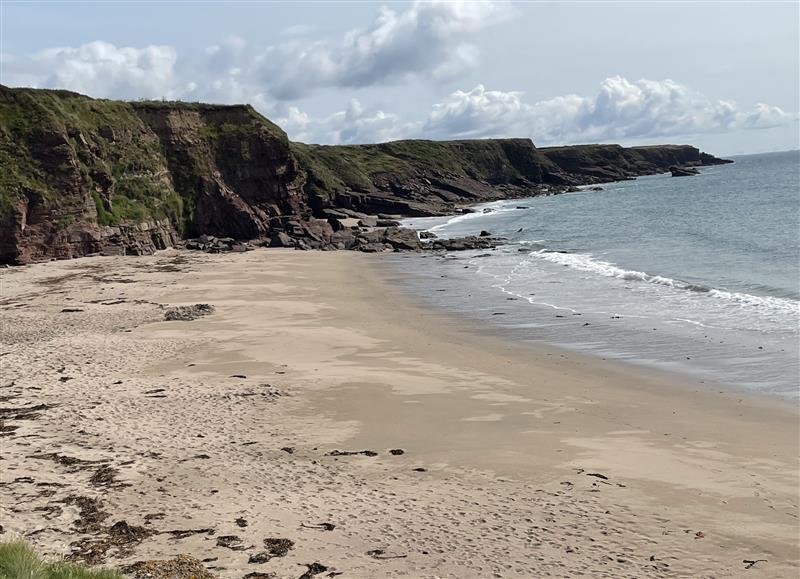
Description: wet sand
xmin=1 ymin=248 xmax=798 ymax=578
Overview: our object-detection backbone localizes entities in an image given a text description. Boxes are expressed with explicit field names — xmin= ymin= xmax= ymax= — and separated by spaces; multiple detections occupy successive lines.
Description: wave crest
xmin=529 ymin=249 xmax=800 ymax=315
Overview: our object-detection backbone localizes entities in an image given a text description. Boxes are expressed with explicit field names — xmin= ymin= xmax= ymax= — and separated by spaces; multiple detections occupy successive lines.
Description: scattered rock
xmin=236 ymin=517 xmax=249 ymax=528
xmin=389 ymin=449 xmax=405 ymax=455
xmin=479 ymin=230 xmax=491 ymax=237
xmin=182 ymin=236 xmax=256 ymax=254
xmin=281 ymin=447 xmax=295 ymax=454
xmin=426 ymin=236 xmax=499 ymax=251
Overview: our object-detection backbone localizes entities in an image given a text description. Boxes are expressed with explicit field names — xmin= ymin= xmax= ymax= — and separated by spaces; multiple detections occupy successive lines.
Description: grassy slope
xmin=0 ymin=86 xmax=185 ymax=226
xmin=0 ymin=88 xmax=289 ymax=233
xmin=0 ymin=542 xmax=122 ymax=579
xmin=291 ymin=138 xmax=543 ymax=207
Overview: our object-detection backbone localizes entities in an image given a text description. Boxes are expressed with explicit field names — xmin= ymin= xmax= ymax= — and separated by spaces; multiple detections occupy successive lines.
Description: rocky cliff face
xmin=292 ymin=138 xmax=551 ymax=217
xmin=0 ymin=87 xmax=308 ymax=264
xmin=0 ymin=86 xmax=733 ymax=264
xmin=538 ymin=144 xmax=732 ymax=184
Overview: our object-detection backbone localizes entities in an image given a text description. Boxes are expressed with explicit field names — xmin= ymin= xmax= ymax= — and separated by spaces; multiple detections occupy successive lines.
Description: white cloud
xmin=251 ymin=0 xmax=509 ymax=99
xmin=2 ymin=1 xmax=508 ymax=104
xmin=287 ymin=99 xmax=419 ymax=145
xmin=422 ymin=77 xmax=798 ymax=145
xmin=2 ymin=30 xmax=794 ymax=148
xmin=2 ymin=41 xmax=178 ymax=99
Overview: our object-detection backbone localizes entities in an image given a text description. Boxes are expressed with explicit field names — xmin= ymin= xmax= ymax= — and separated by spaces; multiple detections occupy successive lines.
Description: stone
xmin=357 ymin=216 xmax=378 ymax=227
xmin=670 ymin=165 xmax=700 ymax=177
xmin=269 ymin=232 xmax=294 ymax=247
xmin=426 ymin=236 xmax=498 ymax=251
xmin=382 ymin=227 xmax=421 ymax=251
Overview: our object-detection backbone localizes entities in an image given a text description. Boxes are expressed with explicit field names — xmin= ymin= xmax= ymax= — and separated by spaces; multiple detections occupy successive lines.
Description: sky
xmin=1 ymin=0 xmax=798 ymax=155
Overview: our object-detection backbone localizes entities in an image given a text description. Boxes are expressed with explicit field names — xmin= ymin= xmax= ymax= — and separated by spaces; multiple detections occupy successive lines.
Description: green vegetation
xmin=291 ymin=138 xmax=544 ymax=206
xmin=0 ymin=541 xmax=123 ymax=579
xmin=0 ymin=86 xmax=201 ymax=230
xmin=0 ymin=85 xmax=183 ymax=225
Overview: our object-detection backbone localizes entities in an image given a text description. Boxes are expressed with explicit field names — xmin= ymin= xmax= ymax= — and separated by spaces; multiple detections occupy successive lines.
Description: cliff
xmin=538 ymin=144 xmax=732 ymax=184
xmin=0 ymin=86 xmax=312 ymax=263
xmin=0 ymin=86 xmax=733 ymax=264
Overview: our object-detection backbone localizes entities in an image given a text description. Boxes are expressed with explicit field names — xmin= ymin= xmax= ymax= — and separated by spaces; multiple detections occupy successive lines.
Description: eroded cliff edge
xmin=0 ymin=86 xmax=732 ymax=264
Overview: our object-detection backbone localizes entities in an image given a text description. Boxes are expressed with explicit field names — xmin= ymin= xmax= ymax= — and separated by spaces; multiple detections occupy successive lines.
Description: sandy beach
xmin=1 ymin=248 xmax=798 ymax=578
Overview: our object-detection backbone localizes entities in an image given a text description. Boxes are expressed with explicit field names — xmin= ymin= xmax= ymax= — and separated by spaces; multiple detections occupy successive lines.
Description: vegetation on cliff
xmin=0 ymin=87 xmax=183 ymax=226
xmin=0 ymin=85 xmax=732 ymax=264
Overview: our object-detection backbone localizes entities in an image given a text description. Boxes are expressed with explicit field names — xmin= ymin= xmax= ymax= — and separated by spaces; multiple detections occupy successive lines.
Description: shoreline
xmin=398 ymin=171 xmax=799 ymax=399
xmin=2 ymin=248 xmax=798 ymax=577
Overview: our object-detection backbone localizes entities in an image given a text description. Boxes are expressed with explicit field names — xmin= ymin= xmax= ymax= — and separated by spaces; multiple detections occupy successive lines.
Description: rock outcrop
xmin=538 ymin=144 xmax=732 ymax=184
xmin=670 ymin=165 xmax=701 ymax=177
xmin=0 ymin=86 xmax=734 ymax=264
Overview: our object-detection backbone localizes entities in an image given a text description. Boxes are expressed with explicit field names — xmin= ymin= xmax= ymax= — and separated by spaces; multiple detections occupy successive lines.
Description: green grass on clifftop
xmin=291 ymin=138 xmax=543 ymax=206
xmin=0 ymin=541 xmax=123 ymax=579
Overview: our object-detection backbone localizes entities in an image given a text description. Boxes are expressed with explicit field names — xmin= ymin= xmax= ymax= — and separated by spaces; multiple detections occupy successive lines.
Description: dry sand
xmin=1 ymin=248 xmax=798 ymax=578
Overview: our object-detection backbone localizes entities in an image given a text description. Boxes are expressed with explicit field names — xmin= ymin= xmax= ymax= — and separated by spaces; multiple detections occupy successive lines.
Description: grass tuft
xmin=0 ymin=541 xmax=123 ymax=579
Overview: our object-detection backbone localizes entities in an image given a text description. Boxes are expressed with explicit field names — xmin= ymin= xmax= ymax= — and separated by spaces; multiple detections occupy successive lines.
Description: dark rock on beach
xmin=426 ymin=236 xmax=501 ymax=251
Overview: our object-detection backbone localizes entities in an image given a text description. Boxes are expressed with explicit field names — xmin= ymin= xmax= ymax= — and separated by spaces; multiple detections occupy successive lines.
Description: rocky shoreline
xmin=1 ymin=86 xmax=731 ymax=265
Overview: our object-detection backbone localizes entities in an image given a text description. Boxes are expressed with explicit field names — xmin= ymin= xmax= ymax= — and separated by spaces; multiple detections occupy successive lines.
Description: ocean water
xmin=394 ymin=150 xmax=800 ymax=397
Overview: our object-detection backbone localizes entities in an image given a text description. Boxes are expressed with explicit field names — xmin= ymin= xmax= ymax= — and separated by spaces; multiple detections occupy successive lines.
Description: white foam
xmin=529 ymin=249 xmax=800 ymax=316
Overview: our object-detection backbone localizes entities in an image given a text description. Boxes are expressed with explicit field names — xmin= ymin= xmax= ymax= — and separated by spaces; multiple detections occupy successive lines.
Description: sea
xmin=393 ymin=150 xmax=800 ymax=398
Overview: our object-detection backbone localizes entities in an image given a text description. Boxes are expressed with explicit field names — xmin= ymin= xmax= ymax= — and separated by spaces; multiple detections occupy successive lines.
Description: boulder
xmin=427 ymin=236 xmax=499 ymax=251
xmin=270 ymin=232 xmax=294 ymax=247
xmin=382 ymin=227 xmax=421 ymax=251
xmin=670 ymin=165 xmax=700 ymax=177
xmin=357 ymin=216 xmax=379 ymax=227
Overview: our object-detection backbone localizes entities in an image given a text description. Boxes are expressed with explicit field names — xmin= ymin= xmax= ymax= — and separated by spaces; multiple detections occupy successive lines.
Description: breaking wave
xmin=528 ymin=249 xmax=800 ymax=316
